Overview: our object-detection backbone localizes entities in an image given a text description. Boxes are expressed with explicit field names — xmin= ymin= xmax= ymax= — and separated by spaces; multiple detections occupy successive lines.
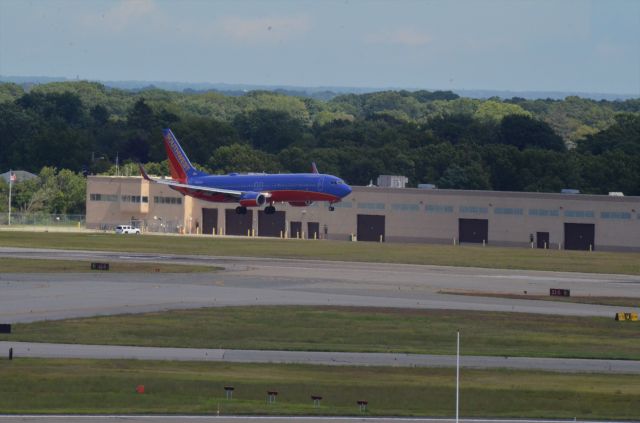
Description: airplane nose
xmin=341 ymin=184 xmax=352 ymax=197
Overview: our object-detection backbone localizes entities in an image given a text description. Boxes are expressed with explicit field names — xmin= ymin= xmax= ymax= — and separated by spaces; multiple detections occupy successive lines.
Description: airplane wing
xmin=139 ymin=164 xmax=244 ymax=197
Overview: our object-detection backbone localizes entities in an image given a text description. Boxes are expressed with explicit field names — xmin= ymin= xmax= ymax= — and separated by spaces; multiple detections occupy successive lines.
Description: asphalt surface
xmin=2 ymin=247 xmax=639 ymax=421
xmin=3 ymin=341 xmax=639 ymax=374
xmin=0 ymin=417 xmax=626 ymax=423
xmin=1 ymin=247 xmax=639 ymax=323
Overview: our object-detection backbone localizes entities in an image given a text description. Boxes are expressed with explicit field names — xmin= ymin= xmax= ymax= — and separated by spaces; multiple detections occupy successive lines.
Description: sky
xmin=0 ymin=0 xmax=639 ymax=94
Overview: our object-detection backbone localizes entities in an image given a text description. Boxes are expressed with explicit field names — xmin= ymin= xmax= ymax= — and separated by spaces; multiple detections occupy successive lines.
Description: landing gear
xmin=235 ymin=206 xmax=247 ymax=215
xmin=264 ymin=205 xmax=276 ymax=215
xmin=329 ymin=205 xmax=335 ymax=211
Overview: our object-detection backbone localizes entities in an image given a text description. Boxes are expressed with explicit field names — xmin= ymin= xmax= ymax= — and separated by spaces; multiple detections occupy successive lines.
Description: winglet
xmin=311 ymin=162 xmax=319 ymax=174
xmin=139 ymin=163 xmax=152 ymax=181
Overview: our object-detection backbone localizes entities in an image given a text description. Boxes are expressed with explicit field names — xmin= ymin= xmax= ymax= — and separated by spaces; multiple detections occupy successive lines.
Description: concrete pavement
xmin=3 ymin=341 xmax=639 ymax=373
xmin=1 ymin=247 xmax=639 ymax=323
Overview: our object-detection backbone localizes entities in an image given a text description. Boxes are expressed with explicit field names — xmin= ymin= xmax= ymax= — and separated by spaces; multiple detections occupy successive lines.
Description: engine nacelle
xmin=239 ymin=192 xmax=266 ymax=207
xmin=288 ymin=201 xmax=314 ymax=207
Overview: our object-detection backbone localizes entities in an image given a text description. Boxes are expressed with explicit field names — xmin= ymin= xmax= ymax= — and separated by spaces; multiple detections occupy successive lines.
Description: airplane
xmin=140 ymin=129 xmax=352 ymax=215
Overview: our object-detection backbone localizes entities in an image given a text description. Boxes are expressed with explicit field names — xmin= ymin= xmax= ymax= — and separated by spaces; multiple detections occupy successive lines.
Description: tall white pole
xmin=456 ymin=330 xmax=460 ymax=423
xmin=8 ymin=169 xmax=12 ymax=226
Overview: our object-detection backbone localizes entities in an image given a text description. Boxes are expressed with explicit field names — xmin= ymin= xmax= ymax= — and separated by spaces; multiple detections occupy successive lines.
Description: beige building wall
xmin=86 ymin=177 xmax=640 ymax=251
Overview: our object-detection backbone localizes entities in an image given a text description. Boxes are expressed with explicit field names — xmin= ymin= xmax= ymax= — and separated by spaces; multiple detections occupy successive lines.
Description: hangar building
xmin=86 ymin=175 xmax=640 ymax=251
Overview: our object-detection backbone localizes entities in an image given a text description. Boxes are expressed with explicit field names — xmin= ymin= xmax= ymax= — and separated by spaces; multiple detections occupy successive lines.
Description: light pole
xmin=8 ymin=169 xmax=14 ymax=226
xmin=456 ymin=330 xmax=460 ymax=423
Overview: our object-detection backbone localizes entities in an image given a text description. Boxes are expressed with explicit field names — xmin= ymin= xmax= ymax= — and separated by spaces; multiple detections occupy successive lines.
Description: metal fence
xmin=142 ymin=218 xmax=182 ymax=234
xmin=1 ymin=212 xmax=85 ymax=227
xmin=1 ymin=213 xmax=185 ymax=234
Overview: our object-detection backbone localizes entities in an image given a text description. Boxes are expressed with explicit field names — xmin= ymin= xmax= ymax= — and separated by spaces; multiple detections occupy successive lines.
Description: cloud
xmin=81 ymin=0 xmax=157 ymax=32
xmin=218 ymin=15 xmax=311 ymax=43
xmin=367 ymin=28 xmax=431 ymax=47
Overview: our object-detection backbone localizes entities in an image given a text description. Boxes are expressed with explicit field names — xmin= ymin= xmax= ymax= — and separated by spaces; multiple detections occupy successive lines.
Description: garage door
xmin=258 ymin=211 xmax=286 ymax=237
xmin=564 ymin=223 xmax=595 ymax=251
xmin=289 ymin=221 xmax=302 ymax=239
xmin=225 ymin=209 xmax=253 ymax=236
xmin=202 ymin=208 xmax=218 ymax=235
xmin=536 ymin=231 xmax=550 ymax=249
xmin=458 ymin=219 xmax=488 ymax=244
xmin=307 ymin=222 xmax=320 ymax=240
xmin=357 ymin=214 xmax=385 ymax=242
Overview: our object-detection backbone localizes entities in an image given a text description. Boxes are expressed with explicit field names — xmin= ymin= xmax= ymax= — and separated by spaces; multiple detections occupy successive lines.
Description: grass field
xmin=0 ymin=257 xmax=218 ymax=273
xmin=0 ymin=358 xmax=638 ymax=418
xmin=3 ymin=306 xmax=639 ymax=360
xmin=1 ymin=231 xmax=639 ymax=274
xmin=439 ymin=290 xmax=640 ymax=308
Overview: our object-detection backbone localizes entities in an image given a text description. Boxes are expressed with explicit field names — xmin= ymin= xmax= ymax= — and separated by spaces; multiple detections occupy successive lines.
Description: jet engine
xmin=239 ymin=192 xmax=266 ymax=207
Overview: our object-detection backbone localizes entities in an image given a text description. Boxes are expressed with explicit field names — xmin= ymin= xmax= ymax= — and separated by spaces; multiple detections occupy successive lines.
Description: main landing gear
xmin=264 ymin=205 xmax=276 ymax=215
xmin=329 ymin=205 xmax=335 ymax=211
xmin=235 ymin=206 xmax=248 ymax=215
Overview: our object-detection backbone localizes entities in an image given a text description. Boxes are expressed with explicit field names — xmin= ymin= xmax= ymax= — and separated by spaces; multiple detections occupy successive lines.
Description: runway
xmin=0 ymin=417 xmax=627 ymax=423
xmin=3 ymin=341 xmax=639 ymax=373
xmin=1 ymin=247 xmax=639 ymax=323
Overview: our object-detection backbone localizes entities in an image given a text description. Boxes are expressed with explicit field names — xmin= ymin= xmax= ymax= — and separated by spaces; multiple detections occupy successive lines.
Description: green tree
xmin=208 ymin=144 xmax=279 ymax=174
xmin=172 ymin=116 xmax=240 ymax=161
xmin=577 ymin=114 xmax=640 ymax=155
xmin=17 ymin=91 xmax=87 ymax=127
xmin=233 ymin=109 xmax=305 ymax=153
xmin=10 ymin=167 xmax=86 ymax=214
xmin=499 ymin=115 xmax=566 ymax=151
xmin=474 ymin=100 xmax=531 ymax=123
xmin=437 ymin=163 xmax=491 ymax=190
xmin=124 ymin=99 xmax=161 ymax=162
xmin=0 ymin=83 xmax=25 ymax=103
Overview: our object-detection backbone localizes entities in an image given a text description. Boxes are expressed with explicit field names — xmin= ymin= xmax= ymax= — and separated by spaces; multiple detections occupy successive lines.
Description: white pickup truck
xmin=114 ymin=225 xmax=140 ymax=234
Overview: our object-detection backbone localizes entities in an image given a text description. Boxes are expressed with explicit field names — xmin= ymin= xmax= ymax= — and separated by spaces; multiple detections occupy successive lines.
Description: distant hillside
xmin=1 ymin=75 xmax=637 ymax=101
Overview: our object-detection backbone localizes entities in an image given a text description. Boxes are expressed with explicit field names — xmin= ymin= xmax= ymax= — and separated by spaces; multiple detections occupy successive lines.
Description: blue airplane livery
xmin=140 ymin=129 xmax=352 ymax=215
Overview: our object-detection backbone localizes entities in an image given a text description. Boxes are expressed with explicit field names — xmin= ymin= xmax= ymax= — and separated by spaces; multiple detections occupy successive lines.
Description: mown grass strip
xmin=2 ymin=306 xmax=639 ymax=360
xmin=1 ymin=231 xmax=639 ymax=274
xmin=0 ymin=358 xmax=638 ymax=418
xmin=0 ymin=257 xmax=218 ymax=273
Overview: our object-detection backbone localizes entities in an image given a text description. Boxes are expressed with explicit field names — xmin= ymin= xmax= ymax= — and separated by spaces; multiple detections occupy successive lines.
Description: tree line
xmin=0 ymin=81 xmax=638 ymax=216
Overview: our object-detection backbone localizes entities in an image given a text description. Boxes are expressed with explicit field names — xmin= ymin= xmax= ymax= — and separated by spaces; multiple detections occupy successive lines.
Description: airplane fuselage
xmin=142 ymin=129 xmax=352 ymax=212
xmin=174 ymin=172 xmax=351 ymax=205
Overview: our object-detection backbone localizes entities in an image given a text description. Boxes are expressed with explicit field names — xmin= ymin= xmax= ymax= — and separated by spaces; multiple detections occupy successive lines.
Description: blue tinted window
xmin=564 ymin=210 xmax=594 ymax=218
xmin=495 ymin=207 xmax=523 ymax=215
xmin=460 ymin=206 xmax=488 ymax=214
xmin=392 ymin=203 xmax=419 ymax=212
xmin=357 ymin=202 xmax=385 ymax=210
xmin=333 ymin=201 xmax=352 ymax=208
xmin=600 ymin=211 xmax=631 ymax=220
xmin=529 ymin=209 xmax=560 ymax=217
xmin=426 ymin=204 xmax=453 ymax=214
